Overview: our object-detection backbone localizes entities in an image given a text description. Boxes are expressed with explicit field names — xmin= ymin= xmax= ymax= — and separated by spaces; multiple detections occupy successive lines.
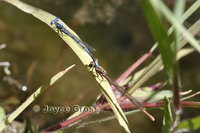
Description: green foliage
xmin=175 ymin=116 xmax=200 ymax=132
xmin=140 ymin=0 xmax=174 ymax=86
xmin=0 ymin=106 xmax=5 ymax=122
xmin=0 ymin=65 xmax=75 ymax=132
xmin=129 ymin=1 xmax=200 ymax=93
xmin=162 ymin=97 xmax=173 ymax=133
xmin=151 ymin=0 xmax=200 ymax=53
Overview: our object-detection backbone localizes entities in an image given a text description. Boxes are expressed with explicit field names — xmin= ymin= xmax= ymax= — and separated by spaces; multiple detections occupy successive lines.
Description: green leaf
xmin=140 ymin=0 xmax=174 ymax=85
xmin=173 ymin=0 xmax=186 ymax=64
xmin=175 ymin=116 xmax=200 ymax=131
xmin=94 ymin=76 xmax=130 ymax=133
xmin=151 ymin=0 xmax=200 ymax=53
xmin=0 ymin=107 xmax=5 ymax=122
xmin=129 ymin=19 xmax=200 ymax=94
xmin=129 ymin=0 xmax=200 ymax=94
xmin=150 ymin=0 xmax=200 ymax=53
xmin=134 ymin=89 xmax=173 ymax=103
xmin=2 ymin=0 xmax=92 ymax=67
xmin=174 ymin=0 xmax=185 ymax=20
xmin=162 ymin=97 xmax=173 ymax=133
xmin=0 ymin=65 xmax=75 ymax=132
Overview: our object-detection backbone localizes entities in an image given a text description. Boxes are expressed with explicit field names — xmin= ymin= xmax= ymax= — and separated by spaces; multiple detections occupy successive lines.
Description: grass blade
xmin=151 ymin=0 xmax=200 ymax=53
xmin=0 ymin=65 xmax=75 ymax=132
xmin=150 ymin=0 xmax=200 ymax=53
xmin=129 ymin=19 xmax=200 ymax=94
xmin=140 ymin=0 xmax=174 ymax=85
xmin=162 ymin=97 xmax=173 ymax=133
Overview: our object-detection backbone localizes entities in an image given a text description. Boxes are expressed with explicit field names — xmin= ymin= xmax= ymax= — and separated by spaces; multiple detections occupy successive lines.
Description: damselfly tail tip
xmin=142 ymin=110 xmax=155 ymax=121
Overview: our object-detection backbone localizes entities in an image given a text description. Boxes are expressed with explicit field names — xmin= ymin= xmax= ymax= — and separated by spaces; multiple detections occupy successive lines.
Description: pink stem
xmin=42 ymin=100 xmax=200 ymax=132
xmin=115 ymin=50 xmax=152 ymax=84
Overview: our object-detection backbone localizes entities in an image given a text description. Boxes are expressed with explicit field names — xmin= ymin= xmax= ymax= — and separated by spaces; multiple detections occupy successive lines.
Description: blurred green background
xmin=0 ymin=0 xmax=200 ymax=132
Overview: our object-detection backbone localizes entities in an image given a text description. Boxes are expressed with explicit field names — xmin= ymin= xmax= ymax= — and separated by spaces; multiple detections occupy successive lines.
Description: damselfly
xmin=51 ymin=17 xmax=98 ymax=67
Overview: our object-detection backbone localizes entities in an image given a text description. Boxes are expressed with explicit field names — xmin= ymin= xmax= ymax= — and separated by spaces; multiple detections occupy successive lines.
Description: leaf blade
xmin=0 ymin=65 xmax=75 ymax=132
xmin=162 ymin=97 xmax=173 ymax=133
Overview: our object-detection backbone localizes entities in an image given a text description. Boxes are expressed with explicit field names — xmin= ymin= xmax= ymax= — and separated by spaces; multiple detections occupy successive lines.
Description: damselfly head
xmin=50 ymin=17 xmax=60 ymax=25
